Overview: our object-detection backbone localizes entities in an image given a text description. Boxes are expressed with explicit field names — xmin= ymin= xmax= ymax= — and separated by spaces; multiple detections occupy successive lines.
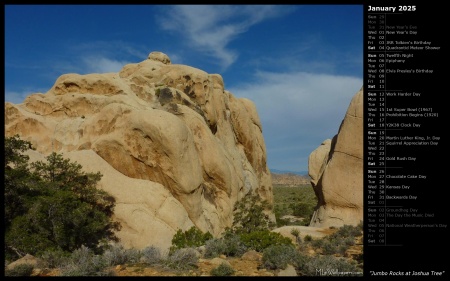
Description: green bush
xmin=39 ymin=249 xmax=71 ymax=268
xmin=5 ymin=135 xmax=120 ymax=260
xmin=290 ymin=202 xmax=314 ymax=218
xmin=262 ymin=244 xmax=308 ymax=270
xmin=240 ymin=230 xmax=293 ymax=252
xmin=304 ymin=235 xmax=312 ymax=242
xmin=170 ymin=226 xmax=213 ymax=253
xmin=210 ymin=263 xmax=235 ymax=276
xmin=5 ymin=263 xmax=35 ymax=276
xmin=4 ymin=135 xmax=36 ymax=230
xmin=232 ymin=193 xmax=272 ymax=234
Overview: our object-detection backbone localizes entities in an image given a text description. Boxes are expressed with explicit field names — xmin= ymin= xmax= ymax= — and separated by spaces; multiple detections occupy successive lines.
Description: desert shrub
xmin=210 ymin=263 xmax=235 ymax=276
xmin=140 ymin=246 xmax=162 ymax=265
xmin=232 ymin=193 xmax=272 ymax=234
xmin=204 ymin=233 xmax=247 ymax=258
xmin=344 ymin=237 xmax=355 ymax=246
xmin=290 ymin=228 xmax=302 ymax=244
xmin=290 ymin=228 xmax=300 ymax=237
xmin=310 ymin=224 xmax=362 ymax=256
xmin=275 ymin=215 xmax=290 ymax=227
xmin=311 ymin=238 xmax=324 ymax=248
xmin=290 ymin=202 xmax=314 ymax=219
xmin=4 ymin=135 xmax=36 ymax=229
xmin=5 ymin=136 xmax=120 ymax=260
xmin=301 ymin=255 xmax=362 ymax=276
xmin=222 ymin=233 xmax=248 ymax=257
xmin=204 ymin=238 xmax=226 ymax=258
xmin=170 ymin=226 xmax=213 ymax=253
xmin=274 ymin=204 xmax=290 ymax=227
xmin=59 ymin=245 xmax=114 ymax=276
xmin=103 ymin=243 xmax=141 ymax=266
xmin=4 ymin=263 xmax=35 ymax=276
xmin=273 ymin=185 xmax=316 ymax=227
xmin=262 ymin=244 xmax=308 ymax=270
xmin=240 ymin=230 xmax=293 ymax=252
xmin=316 ymin=238 xmax=347 ymax=256
xmin=330 ymin=224 xmax=362 ymax=240
xmin=321 ymin=239 xmax=340 ymax=255
xmin=155 ymin=88 xmax=161 ymax=97
xmin=357 ymin=220 xmax=364 ymax=230
xmin=39 ymin=248 xmax=71 ymax=268
xmin=164 ymin=248 xmax=198 ymax=271
xmin=304 ymin=235 xmax=312 ymax=242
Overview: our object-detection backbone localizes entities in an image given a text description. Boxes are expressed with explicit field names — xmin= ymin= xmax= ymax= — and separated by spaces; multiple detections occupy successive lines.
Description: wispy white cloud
xmin=5 ymin=41 xmax=147 ymax=104
xmin=228 ymin=71 xmax=362 ymax=171
xmin=73 ymin=40 xmax=148 ymax=60
xmin=81 ymin=56 xmax=131 ymax=74
xmin=166 ymin=53 xmax=183 ymax=65
xmin=156 ymin=5 xmax=294 ymax=70
xmin=5 ymin=89 xmax=48 ymax=104
xmin=63 ymin=40 xmax=148 ymax=74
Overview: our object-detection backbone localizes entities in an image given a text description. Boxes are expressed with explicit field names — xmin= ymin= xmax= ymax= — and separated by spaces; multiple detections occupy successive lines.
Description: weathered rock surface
xmin=4 ymin=51 xmax=273 ymax=252
xmin=271 ymin=225 xmax=331 ymax=244
xmin=308 ymin=87 xmax=363 ymax=228
xmin=277 ymin=264 xmax=297 ymax=276
xmin=6 ymin=254 xmax=41 ymax=271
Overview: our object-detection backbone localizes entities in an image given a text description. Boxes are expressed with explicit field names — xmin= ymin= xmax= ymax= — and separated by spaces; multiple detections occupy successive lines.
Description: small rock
xmin=241 ymin=250 xmax=262 ymax=261
xmin=210 ymin=258 xmax=230 ymax=267
xmin=277 ymin=264 xmax=297 ymax=276
xmin=148 ymin=51 xmax=171 ymax=64
xmin=31 ymin=268 xmax=42 ymax=276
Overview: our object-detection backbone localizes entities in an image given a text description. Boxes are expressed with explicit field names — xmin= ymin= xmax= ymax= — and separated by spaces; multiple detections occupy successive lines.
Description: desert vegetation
xmin=273 ymin=184 xmax=317 ymax=226
xmin=4 ymin=135 xmax=362 ymax=276
xmin=5 ymin=135 xmax=120 ymax=261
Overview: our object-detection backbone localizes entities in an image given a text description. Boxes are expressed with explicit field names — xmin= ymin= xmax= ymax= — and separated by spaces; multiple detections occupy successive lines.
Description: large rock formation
xmin=308 ymin=87 xmax=363 ymax=228
xmin=4 ymin=51 xmax=273 ymax=252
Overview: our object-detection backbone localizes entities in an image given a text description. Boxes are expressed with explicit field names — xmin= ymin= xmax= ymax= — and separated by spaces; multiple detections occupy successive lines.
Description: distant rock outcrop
xmin=308 ymin=87 xmax=363 ymax=228
xmin=4 ymin=51 xmax=273 ymax=252
xmin=271 ymin=173 xmax=309 ymax=186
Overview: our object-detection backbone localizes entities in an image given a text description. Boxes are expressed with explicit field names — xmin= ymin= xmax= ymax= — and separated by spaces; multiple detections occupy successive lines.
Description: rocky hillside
xmin=308 ymin=87 xmax=363 ymax=228
xmin=271 ymin=173 xmax=310 ymax=186
xmin=4 ymin=51 xmax=273 ymax=252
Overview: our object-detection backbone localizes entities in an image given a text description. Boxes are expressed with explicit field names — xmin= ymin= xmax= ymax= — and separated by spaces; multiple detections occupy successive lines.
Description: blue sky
xmin=5 ymin=5 xmax=363 ymax=173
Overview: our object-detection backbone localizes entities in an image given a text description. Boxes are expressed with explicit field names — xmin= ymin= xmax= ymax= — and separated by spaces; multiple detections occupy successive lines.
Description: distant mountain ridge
xmin=270 ymin=169 xmax=308 ymax=176
xmin=270 ymin=171 xmax=310 ymax=186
